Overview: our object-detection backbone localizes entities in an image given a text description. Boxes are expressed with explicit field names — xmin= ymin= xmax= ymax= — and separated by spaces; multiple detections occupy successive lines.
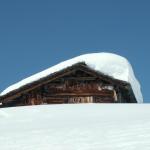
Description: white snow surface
xmin=0 ymin=52 xmax=143 ymax=103
xmin=0 ymin=104 xmax=150 ymax=150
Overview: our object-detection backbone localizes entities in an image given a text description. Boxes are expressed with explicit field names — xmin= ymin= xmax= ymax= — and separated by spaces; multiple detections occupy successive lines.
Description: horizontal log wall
xmin=2 ymin=70 xmax=127 ymax=107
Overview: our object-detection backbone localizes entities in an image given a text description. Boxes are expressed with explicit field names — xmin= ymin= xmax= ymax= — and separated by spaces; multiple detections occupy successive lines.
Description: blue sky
xmin=0 ymin=0 xmax=149 ymax=102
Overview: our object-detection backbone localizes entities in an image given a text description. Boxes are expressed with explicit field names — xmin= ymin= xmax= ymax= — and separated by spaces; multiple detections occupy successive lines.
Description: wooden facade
xmin=0 ymin=63 xmax=137 ymax=107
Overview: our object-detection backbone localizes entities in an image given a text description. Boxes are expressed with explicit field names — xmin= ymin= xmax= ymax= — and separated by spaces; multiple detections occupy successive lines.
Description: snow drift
xmin=0 ymin=104 xmax=150 ymax=150
xmin=0 ymin=52 xmax=143 ymax=103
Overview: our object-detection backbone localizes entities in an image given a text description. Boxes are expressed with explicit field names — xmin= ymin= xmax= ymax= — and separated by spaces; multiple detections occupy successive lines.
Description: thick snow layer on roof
xmin=0 ymin=104 xmax=150 ymax=150
xmin=0 ymin=52 xmax=143 ymax=103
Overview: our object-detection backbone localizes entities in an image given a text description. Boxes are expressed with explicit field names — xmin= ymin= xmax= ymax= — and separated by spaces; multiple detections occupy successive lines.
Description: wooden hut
xmin=0 ymin=62 xmax=137 ymax=107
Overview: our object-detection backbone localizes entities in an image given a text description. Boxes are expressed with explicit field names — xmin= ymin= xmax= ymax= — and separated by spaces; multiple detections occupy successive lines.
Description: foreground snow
xmin=0 ymin=104 xmax=150 ymax=150
xmin=0 ymin=52 xmax=143 ymax=103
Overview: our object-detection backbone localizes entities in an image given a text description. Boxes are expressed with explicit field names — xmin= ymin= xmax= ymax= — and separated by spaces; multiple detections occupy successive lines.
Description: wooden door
xmin=94 ymin=96 xmax=114 ymax=103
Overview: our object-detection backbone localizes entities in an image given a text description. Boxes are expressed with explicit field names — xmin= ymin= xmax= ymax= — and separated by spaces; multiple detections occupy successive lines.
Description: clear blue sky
xmin=0 ymin=0 xmax=149 ymax=102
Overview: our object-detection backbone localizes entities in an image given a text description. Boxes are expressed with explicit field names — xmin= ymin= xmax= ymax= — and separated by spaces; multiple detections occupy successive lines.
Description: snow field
xmin=0 ymin=104 xmax=149 ymax=150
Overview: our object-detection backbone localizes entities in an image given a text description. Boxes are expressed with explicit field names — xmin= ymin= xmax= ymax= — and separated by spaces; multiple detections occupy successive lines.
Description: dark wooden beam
xmin=45 ymin=93 xmax=113 ymax=96
xmin=62 ymin=77 xmax=97 ymax=80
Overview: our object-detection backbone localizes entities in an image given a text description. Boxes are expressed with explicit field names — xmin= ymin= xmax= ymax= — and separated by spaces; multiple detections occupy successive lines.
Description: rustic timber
xmin=0 ymin=63 xmax=137 ymax=107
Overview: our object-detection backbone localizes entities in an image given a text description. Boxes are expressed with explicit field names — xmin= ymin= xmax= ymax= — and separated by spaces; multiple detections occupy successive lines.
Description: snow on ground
xmin=0 ymin=104 xmax=150 ymax=150
xmin=0 ymin=53 xmax=143 ymax=103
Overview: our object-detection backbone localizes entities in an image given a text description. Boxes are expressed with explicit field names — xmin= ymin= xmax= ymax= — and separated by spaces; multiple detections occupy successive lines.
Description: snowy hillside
xmin=0 ymin=104 xmax=150 ymax=150
xmin=0 ymin=52 xmax=143 ymax=103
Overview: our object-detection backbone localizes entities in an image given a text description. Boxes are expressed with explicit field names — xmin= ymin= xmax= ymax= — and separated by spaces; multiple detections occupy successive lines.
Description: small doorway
xmin=94 ymin=96 xmax=114 ymax=103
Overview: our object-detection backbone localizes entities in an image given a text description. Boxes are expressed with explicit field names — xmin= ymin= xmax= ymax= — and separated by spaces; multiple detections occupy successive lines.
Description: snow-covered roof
xmin=0 ymin=52 xmax=143 ymax=103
